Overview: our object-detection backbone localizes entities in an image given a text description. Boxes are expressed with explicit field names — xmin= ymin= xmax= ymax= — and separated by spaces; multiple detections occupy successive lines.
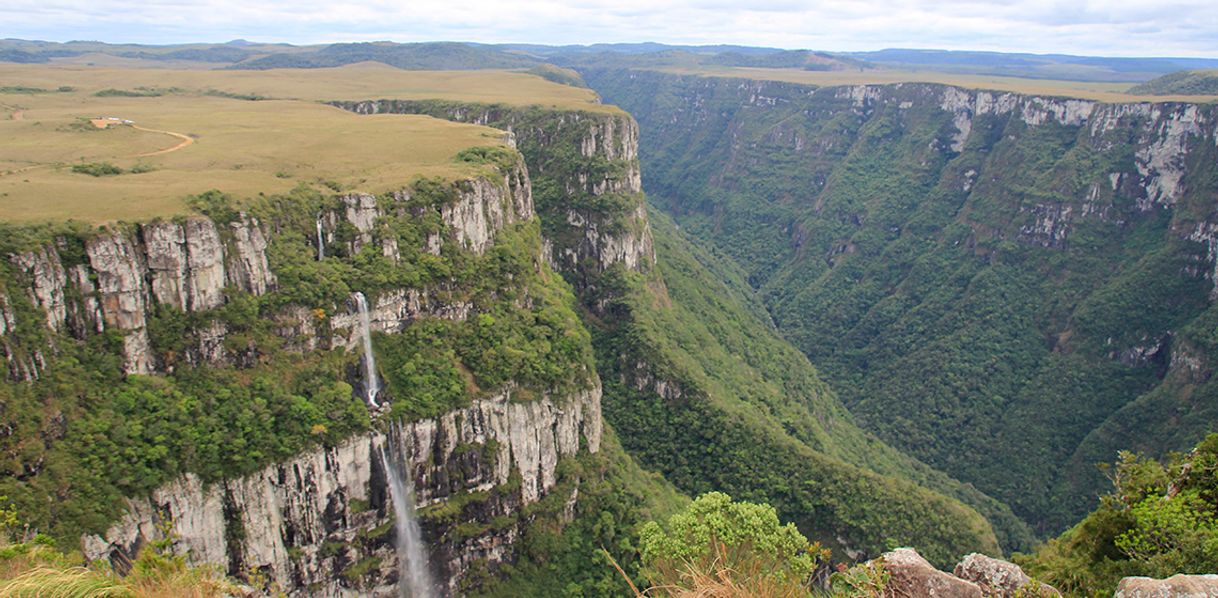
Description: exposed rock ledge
xmin=82 ymin=384 xmax=602 ymax=597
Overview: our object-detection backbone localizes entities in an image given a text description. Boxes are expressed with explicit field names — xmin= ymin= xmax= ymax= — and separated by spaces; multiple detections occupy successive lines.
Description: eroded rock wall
xmin=1 ymin=164 xmax=534 ymax=379
xmin=83 ymin=386 xmax=602 ymax=597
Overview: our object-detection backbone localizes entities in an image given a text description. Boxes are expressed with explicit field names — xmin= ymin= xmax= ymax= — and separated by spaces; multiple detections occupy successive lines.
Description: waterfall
xmin=316 ymin=214 xmax=325 ymax=260
xmin=353 ymin=292 xmax=380 ymax=406
xmin=381 ymin=430 xmax=436 ymax=598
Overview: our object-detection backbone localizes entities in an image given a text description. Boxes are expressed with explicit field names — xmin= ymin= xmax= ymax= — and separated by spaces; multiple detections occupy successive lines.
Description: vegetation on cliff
xmin=360 ymin=97 xmax=1021 ymax=564
xmin=1017 ymin=433 xmax=1218 ymax=596
xmin=594 ymin=213 xmax=1006 ymax=565
xmin=0 ymin=509 xmax=240 ymax=598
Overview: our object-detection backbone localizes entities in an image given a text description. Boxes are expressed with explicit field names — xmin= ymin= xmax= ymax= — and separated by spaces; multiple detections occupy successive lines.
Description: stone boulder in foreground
xmin=1116 ymin=574 xmax=1218 ymax=598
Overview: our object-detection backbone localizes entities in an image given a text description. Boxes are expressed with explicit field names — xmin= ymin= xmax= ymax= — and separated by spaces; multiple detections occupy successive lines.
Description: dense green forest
xmin=583 ymin=68 xmax=1218 ymax=534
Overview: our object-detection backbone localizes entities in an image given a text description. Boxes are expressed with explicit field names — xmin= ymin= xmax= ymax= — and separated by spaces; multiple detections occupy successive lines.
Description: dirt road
xmin=131 ymin=125 xmax=193 ymax=156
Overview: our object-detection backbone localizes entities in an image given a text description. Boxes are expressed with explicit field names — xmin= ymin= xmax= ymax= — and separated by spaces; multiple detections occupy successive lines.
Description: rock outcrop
xmin=954 ymin=553 xmax=1060 ymax=597
xmin=1116 ymin=575 xmax=1218 ymax=598
xmin=86 ymin=231 xmax=153 ymax=374
xmin=83 ymin=383 xmax=602 ymax=597
xmin=860 ymin=549 xmax=1057 ymax=598
xmin=881 ymin=548 xmax=983 ymax=598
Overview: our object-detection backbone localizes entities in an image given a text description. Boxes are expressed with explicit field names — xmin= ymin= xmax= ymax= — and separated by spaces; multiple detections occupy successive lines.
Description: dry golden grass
xmin=0 ymin=543 xmax=240 ymax=598
xmin=0 ymin=62 xmax=610 ymax=224
xmin=656 ymin=66 xmax=1218 ymax=104
xmin=0 ymin=62 xmax=612 ymax=110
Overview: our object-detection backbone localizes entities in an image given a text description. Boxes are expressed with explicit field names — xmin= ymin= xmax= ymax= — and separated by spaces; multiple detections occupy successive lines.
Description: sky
xmin=2 ymin=0 xmax=1217 ymax=58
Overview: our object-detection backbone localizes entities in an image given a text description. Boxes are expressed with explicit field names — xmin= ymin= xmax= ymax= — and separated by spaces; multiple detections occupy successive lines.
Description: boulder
xmin=881 ymin=548 xmax=983 ymax=598
xmin=954 ymin=553 xmax=1060 ymax=597
xmin=1116 ymin=574 xmax=1218 ymax=598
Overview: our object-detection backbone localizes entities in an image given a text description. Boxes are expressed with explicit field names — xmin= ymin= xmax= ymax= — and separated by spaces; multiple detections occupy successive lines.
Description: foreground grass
xmin=0 ymin=541 xmax=242 ymax=598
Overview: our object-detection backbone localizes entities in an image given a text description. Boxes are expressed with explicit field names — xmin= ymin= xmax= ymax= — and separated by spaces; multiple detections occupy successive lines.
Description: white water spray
xmin=353 ymin=292 xmax=380 ymax=406
xmin=316 ymin=215 xmax=325 ymax=261
xmin=381 ymin=431 xmax=436 ymax=598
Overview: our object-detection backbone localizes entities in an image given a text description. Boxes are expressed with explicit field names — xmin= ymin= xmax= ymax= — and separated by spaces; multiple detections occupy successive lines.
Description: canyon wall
xmin=583 ymin=68 xmax=1218 ymax=532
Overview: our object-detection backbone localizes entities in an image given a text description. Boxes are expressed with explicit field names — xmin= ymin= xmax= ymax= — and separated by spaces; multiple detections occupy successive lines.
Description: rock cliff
xmin=329 ymin=100 xmax=655 ymax=307
xmin=82 ymin=386 xmax=602 ymax=597
xmin=0 ymin=139 xmax=611 ymax=595
xmin=2 ymin=161 xmax=533 ymax=379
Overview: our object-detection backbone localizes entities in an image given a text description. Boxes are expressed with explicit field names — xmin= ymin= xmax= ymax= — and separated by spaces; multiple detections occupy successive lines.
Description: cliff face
xmin=330 ymin=100 xmax=655 ymax=307
xmin=4 ymin=160 xmax=533 ymax=380
xmin=583 ymin=68 xmax=1218 ymax=531
xmin=82 ymin=386 xmax=602 ymax=597
xmin=0 ymin=144 xmax=607 ymax=594
xmin=3 ymin=216 xmax=277 ymax=378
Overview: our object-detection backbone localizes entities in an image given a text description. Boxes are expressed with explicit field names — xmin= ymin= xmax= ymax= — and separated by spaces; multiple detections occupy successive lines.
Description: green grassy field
xmin=0 ymin=63 xmax=609 ymax=224
xmin=657 ymin=66 xmax=1218 ymax=103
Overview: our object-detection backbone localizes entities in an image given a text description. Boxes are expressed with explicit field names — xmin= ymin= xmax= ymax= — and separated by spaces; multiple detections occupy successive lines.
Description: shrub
xmin=638 ymin=492 xmax=821 ymax=593
xmin=70 ymin=162 xmax=123 ymax=177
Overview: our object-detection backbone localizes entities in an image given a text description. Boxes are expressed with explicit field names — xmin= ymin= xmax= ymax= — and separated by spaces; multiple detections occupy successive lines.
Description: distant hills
xmin=1129 ymin=69 xmax=1218 ymax=95
xmin=843 ymin=48 xmax=1218 ymax=82
xmin=2 ymin=38 xmax=1216 ymax=85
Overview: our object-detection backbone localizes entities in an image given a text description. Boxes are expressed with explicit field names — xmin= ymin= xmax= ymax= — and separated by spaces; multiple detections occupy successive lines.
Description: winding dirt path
xmin=1 ymin=121 xmax=194 ymax=178
xmin=131 ymin=125 xmax=193 ymax=157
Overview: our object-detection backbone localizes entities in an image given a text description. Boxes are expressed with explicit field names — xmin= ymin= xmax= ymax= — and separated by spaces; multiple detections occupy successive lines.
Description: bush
xmin=70 ymin=162 xmax=123 ymax=177
xmin=638 ymin=492 xmax=822 ymax=592
xmin=1017 ymin=433 xmax=1218 ymax=595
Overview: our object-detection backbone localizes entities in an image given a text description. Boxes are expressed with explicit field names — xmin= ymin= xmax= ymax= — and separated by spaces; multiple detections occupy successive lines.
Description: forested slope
xmin=584 ymin=68 xmax=1218 ymax=534
xmin=348 ymin=99 xmax=1025 ymax=563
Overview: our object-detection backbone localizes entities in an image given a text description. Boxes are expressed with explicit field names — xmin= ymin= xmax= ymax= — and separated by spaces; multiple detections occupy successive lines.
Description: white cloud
xmin=2 ymin=0 xmax=1216 ymax=56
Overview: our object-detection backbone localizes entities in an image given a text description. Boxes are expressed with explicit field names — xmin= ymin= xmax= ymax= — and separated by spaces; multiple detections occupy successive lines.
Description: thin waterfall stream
xmin=382 ymin=428 xmax=437 ymax=598
xmin=353 ymin=292 xmax=380 ymax=406
xmin=316 ymin=214 xmax=325 ymax=261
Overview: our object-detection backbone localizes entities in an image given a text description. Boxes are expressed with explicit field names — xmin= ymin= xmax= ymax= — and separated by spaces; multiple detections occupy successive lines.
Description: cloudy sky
xmin=3 ymin=0 xmax=1217 ymax=57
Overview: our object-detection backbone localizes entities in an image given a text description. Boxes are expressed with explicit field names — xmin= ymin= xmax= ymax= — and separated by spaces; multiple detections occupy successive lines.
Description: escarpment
xmin=2 ymin=158 xmax=533 ymax=379
xmin=583 ymin=67 xmax=1218 ymax=532
xmin=0 ymin=141 xmax=610 ymax=595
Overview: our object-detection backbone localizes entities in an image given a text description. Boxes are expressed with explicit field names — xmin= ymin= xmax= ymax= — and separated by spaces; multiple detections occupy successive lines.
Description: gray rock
xmin=86 ymin=231 xmax=152 ymax=374
xmin=954 ymin=553 xmax=1060 ymax=597
xmin=226 ymin=215 xmax=275 ymax=296
xmin=11 ymin=245 xmax=67 ymax=332
xmin=882 ymin=548 xmax=983 ymax=598
xmin=1116 ymin=575 xmax=1218 ymax=598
